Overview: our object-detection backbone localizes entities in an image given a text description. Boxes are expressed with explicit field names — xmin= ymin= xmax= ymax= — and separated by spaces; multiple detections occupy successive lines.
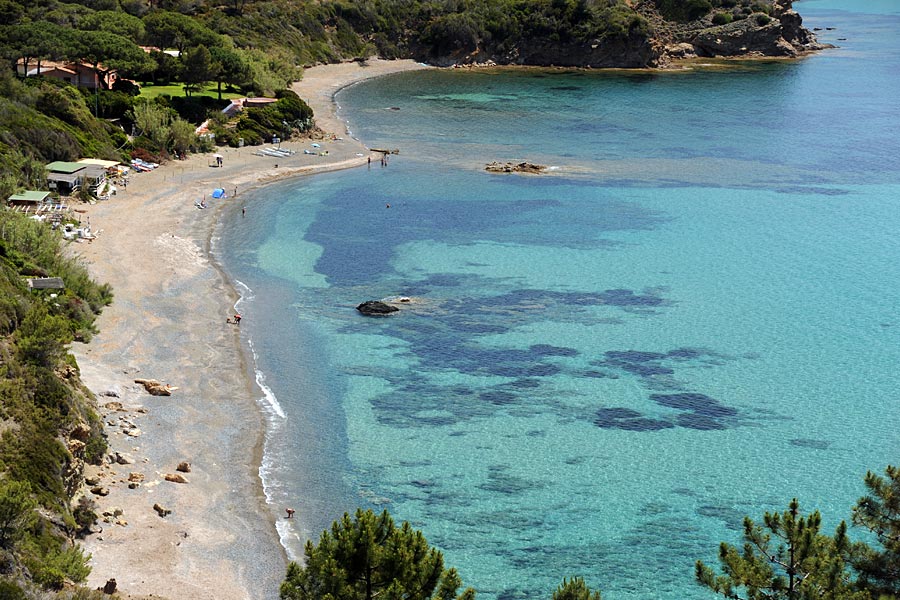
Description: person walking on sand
xmin=242 ymin=206 xmax=246 ymax=217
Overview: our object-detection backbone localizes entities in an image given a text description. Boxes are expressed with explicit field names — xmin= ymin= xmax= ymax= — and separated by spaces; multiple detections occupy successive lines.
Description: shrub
xmin=26 ymin=542 xmax=91 ymax=589
xmin=0 ymin=481 xmax=36 ymax=551
xmin=72 ymin=497 xmax=97 ymax=538
xmin=712 ymin=11 xmax=733 ymax=24
xmin=83 ymin=435 xmax=106 ymax=466
xmin=235 ymin=129 xmax=262 ymax=146
xmin=0 ymin=580 xmax=26 ymax=600
xmin=130 ymin=145 xmax=162 ymax=164
xmin=756 ymin=13 xmax=771 ymax=25
xmin=15 ymin=305 xmax=72 ymax=369
xmin=656 ymin=0 xmax=713 ymax=22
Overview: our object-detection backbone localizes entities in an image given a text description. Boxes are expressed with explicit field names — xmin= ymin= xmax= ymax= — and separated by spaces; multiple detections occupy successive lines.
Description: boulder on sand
xmin=356 ymin=300 xmax=399 ymax=316
xmin=134 ymin=378 xmax=177 ymax=396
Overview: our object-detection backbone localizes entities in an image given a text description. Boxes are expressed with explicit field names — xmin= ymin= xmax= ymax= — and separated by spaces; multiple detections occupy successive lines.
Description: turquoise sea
xmin=215 ymin=2 xmax=900 ymax=597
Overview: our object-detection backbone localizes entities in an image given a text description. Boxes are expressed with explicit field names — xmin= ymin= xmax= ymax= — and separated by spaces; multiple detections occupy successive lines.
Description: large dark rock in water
xmin=356 ymin=300 xmax=399 ymax=316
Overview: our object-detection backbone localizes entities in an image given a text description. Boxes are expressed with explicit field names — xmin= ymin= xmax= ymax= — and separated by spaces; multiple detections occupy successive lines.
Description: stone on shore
xmin=101 ymin=579 xmax=117 ymax=594
xmin=356 ymin=300 xmax=399 ymax=316
xmin=102 ymin=387 xmax=121 ymax=398
xmin=113 ymin=452 xmax=135 ymax=465
xmin=134 ymin=378 xmax=175 ymax=396
xmin=165 ymin=473 xmax=189 ymax=484
xmin=176 ymin=461 xmax=191 ymax=473
xmin=153 ymin=503 xmax=171 ymax=517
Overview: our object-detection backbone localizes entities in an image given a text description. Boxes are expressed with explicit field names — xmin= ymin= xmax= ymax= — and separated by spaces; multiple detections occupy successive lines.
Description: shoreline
xmin=70 ymin=58 xmax=428 ymax=599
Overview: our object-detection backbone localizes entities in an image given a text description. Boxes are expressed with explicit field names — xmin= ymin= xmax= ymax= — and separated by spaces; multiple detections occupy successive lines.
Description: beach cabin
xmin=77 ymin=159 xmax=118 ymax=196
xmin=46 ymin=161 xmax=87 ymax=195
xmin=46 ymin=161 xmax=108 ymax=196
xmin=26 ymin=277 xmax=65 ymax=290
xmin=7 ymin=191 xmax=51 ymax=211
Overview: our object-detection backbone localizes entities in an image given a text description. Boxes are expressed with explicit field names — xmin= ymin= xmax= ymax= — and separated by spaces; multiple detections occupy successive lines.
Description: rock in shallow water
xmin=356 ymin=300 xmax=399 ymax=316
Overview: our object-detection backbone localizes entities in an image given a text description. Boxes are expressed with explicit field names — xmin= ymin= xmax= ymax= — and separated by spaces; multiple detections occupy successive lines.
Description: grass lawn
xmin=138 ymin=83 xmax=244 ymax=101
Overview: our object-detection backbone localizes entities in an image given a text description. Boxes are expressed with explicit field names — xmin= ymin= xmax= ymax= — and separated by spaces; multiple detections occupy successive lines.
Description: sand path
xmin=69 ymin=58 xmax=428 ymax=599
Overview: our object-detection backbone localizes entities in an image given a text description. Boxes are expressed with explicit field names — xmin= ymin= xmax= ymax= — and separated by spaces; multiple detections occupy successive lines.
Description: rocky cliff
xmin=645 ymin=0 xmax=831 ymax=65
xmin=420 ymin=0 xmax=828 ymax=69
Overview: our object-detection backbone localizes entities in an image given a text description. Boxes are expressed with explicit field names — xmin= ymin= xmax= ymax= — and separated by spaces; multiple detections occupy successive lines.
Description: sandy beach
xmin=69 ymin=58 xmax=428 ymax=599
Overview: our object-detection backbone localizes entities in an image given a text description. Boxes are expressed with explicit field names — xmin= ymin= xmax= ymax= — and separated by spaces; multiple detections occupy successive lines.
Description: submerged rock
xmin=356 ymin=301 xmax=400 ymax=316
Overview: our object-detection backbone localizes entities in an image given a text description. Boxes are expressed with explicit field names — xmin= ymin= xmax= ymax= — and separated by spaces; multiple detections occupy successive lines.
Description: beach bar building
xmin=46 ymin=161 xmax=108 ymax=196
xmin=46 ymin=161 xmax=87 ymax=195
xmin=77 ymin=159 xmax=117 ymax=196
xmin=7 ymin=190 xmax=52 ymax=210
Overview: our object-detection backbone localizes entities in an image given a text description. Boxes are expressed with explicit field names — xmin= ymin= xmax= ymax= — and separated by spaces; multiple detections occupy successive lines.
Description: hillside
xmin=0 ymin=210 xmax=111 ymax=595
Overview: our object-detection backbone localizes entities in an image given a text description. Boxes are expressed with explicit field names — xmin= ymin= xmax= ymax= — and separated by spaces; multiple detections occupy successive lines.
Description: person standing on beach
xmin=242 ymin=206 xmax=246 ymax=217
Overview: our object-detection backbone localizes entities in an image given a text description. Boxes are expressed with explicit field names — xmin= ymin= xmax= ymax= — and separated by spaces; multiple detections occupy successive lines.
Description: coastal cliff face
xmin=660 ymin=0 xmax=830 ymax=61
xmin=417 ymin=0 xmax=827 ymax=68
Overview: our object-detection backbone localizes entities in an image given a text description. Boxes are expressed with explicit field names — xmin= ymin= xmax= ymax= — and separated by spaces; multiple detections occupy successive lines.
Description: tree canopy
xmin=696 ymin=498 xmax=869 ymax=600
xmin=850 ymin=466 xmax=900 ymax=598
xmin=552 ymin=577 xmax=602 ymax=600
xmin=280 ymin=509 xmax=475 ymax=600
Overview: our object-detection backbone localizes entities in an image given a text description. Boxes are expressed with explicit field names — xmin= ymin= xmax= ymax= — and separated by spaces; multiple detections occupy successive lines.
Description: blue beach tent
xmin=211 ymin=188 xmax=226 ymax=199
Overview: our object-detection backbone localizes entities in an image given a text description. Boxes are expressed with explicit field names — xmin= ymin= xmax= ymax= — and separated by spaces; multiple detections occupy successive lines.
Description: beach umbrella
xmin=211 ymin=188 xmax=226 ymax=199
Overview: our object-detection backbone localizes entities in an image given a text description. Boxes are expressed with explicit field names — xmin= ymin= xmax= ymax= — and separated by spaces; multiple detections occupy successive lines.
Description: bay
xmin=216 ymin=2 xmax=900 ymax=597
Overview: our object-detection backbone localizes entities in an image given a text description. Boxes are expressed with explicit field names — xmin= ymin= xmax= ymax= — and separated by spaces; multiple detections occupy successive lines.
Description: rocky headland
xmin=422 ymin=0 xmax=828 ymax=69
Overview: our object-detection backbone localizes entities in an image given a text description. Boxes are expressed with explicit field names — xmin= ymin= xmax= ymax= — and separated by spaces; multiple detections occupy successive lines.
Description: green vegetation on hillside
xmin=0 ymin=0 xmax=654 ymax=74
xmin=0 ymin=210 xmax=111 ymax=594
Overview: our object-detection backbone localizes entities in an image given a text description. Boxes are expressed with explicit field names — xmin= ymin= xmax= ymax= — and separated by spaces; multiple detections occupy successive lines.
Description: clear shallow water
xmin=217 ymin=3 xmax=900 ymax=598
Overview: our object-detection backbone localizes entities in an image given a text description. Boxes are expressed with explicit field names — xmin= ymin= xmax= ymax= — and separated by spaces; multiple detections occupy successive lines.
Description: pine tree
xmin=850 ymin=465 xmax=900 ymax=598
xmin=280 ymin=509 xmax=475 ymax=600
xmin=552 ymin=577 xmax=602 ymax=600
xmin=696 ymin=498 xmax=869 ymax=600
